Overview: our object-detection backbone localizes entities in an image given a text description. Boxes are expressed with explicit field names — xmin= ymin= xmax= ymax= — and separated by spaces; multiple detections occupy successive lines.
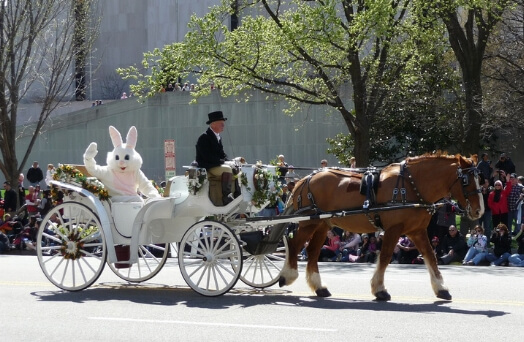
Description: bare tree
xmin=0 ymin=0 xmax=100 ymax=185
xmin=432 ymin=0 xmax=513 ymax=154
xmin=100 ymin=72 xmax=129 ymax=100
xmin=483 ymin=0 xmax=524 ymax=144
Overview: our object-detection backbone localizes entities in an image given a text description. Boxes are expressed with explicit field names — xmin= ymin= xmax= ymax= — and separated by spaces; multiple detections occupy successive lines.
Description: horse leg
xmin=279 ymin=223 xmax=313 ymax=288
xmin=410 ymin=230 xmax=452 ymax=300
xmin=305 ymin=222 xmax=331 ymax=297
xmin=371 ymin=228 xmax=402 ymax=301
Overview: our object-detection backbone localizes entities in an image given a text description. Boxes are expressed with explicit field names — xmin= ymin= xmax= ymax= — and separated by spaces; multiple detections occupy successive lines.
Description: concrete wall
xmin=89 ymin=0 xmax=223 ymax=100
xmin=16 ymin=91 xmax=348 ymax=183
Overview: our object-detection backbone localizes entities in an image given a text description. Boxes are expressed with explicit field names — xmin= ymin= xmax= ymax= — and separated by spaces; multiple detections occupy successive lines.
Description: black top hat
xmin=206 ymin=111 xmax=227 ymax=125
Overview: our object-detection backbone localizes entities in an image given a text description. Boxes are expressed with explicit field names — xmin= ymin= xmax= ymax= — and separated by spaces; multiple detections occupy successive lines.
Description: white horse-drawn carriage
xmin=36 ymin=163 xmax=294 ymax=296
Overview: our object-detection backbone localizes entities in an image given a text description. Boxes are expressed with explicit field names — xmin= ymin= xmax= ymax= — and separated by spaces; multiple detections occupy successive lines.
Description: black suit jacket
xmin=195 ymin=128 xmax=228 ymax=169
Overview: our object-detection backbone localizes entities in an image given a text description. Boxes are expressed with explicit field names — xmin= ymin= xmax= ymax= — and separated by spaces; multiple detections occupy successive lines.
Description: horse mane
xmin=406 ymin=151 xmax=463 ymax=165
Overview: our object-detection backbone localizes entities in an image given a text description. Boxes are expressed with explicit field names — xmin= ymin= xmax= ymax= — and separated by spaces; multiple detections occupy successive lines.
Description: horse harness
xmin=294 ymin=160 xmax=481 ymax=232
xmin=294 ymin=167 xmax=388 ymax=231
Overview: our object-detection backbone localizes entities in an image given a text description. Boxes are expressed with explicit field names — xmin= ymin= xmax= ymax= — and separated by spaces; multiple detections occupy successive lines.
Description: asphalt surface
xmin=1 ymin=255 xmax=522 ymax=341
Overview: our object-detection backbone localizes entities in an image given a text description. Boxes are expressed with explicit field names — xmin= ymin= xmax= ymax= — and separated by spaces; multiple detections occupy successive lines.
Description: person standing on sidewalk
xmin=26 ymin=161 xmax=44 ymax=187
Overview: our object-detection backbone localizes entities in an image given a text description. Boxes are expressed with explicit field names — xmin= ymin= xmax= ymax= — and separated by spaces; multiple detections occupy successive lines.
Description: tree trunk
xmin=461 ymin=75 xmax=483 ymax=155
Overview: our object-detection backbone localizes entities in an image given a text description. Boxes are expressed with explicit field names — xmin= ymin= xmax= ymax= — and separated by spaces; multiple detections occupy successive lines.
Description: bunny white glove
xmin=84 ymin=142 xmax=98 ymax=160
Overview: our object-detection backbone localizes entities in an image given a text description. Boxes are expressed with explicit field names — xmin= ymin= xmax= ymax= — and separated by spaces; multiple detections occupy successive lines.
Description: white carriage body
xmin=37 ymin=163 xmax=295 ymax=295
xmin=49 ymin=164 xmax=279 ymax=264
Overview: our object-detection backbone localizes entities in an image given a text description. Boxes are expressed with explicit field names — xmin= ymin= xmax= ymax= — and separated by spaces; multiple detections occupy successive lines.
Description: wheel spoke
xmin=75 ymin=259 xmax=88 ymax=287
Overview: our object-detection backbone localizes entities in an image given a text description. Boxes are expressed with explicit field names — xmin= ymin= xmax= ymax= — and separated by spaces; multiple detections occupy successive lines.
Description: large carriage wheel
xmin=107 ymin=244 xmax=169 ymax=282
xmin=239 ymin=232 xmax=288 ymax=288
xmin=36 ymin=202 xmax=107 ymax=291
xmin=178 ymin=221 xmax=242 ymax=296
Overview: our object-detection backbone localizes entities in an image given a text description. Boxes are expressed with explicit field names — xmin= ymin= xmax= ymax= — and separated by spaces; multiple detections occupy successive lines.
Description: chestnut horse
xmin=279 ymin=153 xmax=484 ymax=301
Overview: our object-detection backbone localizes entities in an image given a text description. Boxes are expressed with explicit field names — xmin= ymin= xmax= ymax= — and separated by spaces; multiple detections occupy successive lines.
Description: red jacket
xmin=323 ymin=236 xmax=341 ymax=252
xmin=488 ymin=182 xmax=512 ymax=215
xmin=25 ymin=193 xmax=39 ymax=214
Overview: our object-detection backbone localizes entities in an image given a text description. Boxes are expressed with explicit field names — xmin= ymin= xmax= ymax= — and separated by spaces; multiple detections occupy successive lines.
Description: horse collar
xmin=391 ymin=161 xmax=425 ymax=204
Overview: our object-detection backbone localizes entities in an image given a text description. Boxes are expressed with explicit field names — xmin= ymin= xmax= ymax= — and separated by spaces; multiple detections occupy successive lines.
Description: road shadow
xmin=32 ymin=283 xmax=507 ymax=318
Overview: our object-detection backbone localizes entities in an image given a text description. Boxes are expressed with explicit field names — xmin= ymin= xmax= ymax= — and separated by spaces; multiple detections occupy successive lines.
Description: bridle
xmin=451 ymin=164 xmax=482 ymax=216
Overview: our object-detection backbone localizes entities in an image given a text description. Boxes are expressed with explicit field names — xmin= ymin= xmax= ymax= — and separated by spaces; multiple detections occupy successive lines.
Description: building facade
xmin=16 ymin=90 xmax=349 ymax=182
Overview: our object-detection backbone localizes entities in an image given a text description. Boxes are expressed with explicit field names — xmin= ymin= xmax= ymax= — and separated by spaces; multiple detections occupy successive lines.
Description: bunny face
xmin=106 ymin=126 xmax=143 ymax=174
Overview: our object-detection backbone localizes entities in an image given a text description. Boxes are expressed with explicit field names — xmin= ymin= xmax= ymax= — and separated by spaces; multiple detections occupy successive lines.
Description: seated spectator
xmin=1 ymin=214 xmax=23 ymax=236
xmin=318 ymin=229 xmax=340 ymax=261
xmin=463 ymin=225 xmax=488 ymax=265
xmin=359 ymin=235 xmax=378 ymax=263
xmin=394 ymin=235 xmax=419 ymax=264
xmin=414 ymin=236 xmax=443 ymax=264
xmin=486 ymin=223 xmax=512 ymax=266
xmin=439 ymin=225 xmax=467 ymax=265
xmin=0 ymin=214 xmax=14 ymax=232
xmin=338 ymin=231 xmax=361 ymax=262
xmin=331 ymin=230 xmax=347 ymax=261
xmin=508 ymin=225 xmax=524 ymax=266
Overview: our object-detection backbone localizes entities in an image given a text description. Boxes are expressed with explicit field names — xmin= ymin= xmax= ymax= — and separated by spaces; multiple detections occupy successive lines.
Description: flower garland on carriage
xmin=52 ymin=164 xmax=111 ymax=201
xmin=240 ymin=160 xmax=283 ymax=208
xmin=186 ymin=159 xmax=283 ymax=209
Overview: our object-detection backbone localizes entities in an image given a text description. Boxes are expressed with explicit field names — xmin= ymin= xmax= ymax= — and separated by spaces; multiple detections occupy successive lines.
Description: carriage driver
xmin=195 ymin=111 xmax=240 ymax=206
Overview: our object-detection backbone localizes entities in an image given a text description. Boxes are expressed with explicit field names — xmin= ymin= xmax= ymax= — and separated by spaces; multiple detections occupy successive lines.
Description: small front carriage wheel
xmin=240 ymin=231 xmax=288 ymax=288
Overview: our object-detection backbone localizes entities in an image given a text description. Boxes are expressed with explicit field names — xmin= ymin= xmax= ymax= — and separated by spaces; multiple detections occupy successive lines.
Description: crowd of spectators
xmin=158 ymin=81 xmax=216 ymax=93
xmin=0 ymin=161 xmax=57 ymax=253
xmin=305 ymin=222 xmax=523 ymax=267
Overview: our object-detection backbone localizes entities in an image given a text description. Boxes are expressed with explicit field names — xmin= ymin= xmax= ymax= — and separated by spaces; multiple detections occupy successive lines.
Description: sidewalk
xmin=2 ymin=248 xmax=36 ymax=256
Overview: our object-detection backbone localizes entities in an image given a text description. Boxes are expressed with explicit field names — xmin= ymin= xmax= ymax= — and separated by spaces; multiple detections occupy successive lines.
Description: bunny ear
xmin=109 ymin=126 xmax=123 ymax=148
xmin=126 ymin=126 xmax=137 ymax=149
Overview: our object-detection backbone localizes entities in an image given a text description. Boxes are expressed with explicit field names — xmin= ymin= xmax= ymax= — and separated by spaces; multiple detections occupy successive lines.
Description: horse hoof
xmin=437 ymin=290 xmax=452 ymax=301
xmin=278 ymin=276 xmax=286 ymax=288
xmin=315 ymin=288 xmax=331 ymax=297
xmin=375 ymin=290 xmax=391 ymax=301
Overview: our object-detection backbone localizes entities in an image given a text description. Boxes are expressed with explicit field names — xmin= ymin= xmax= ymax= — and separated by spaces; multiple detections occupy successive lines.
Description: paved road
xmin=1 ymin=255 xmax=521 ymax=341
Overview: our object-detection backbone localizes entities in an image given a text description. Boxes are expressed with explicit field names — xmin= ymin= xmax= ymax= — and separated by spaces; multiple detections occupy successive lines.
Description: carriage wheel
xmin=178 ymin=221 xmax=242 ymax=296
xmin=36 ymin=202 xmax=107 ymax=292
xmin=240 ymin=232 xmax=288 ymax=288
xmin=107 ymin=244 xmax=170 ymax=283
